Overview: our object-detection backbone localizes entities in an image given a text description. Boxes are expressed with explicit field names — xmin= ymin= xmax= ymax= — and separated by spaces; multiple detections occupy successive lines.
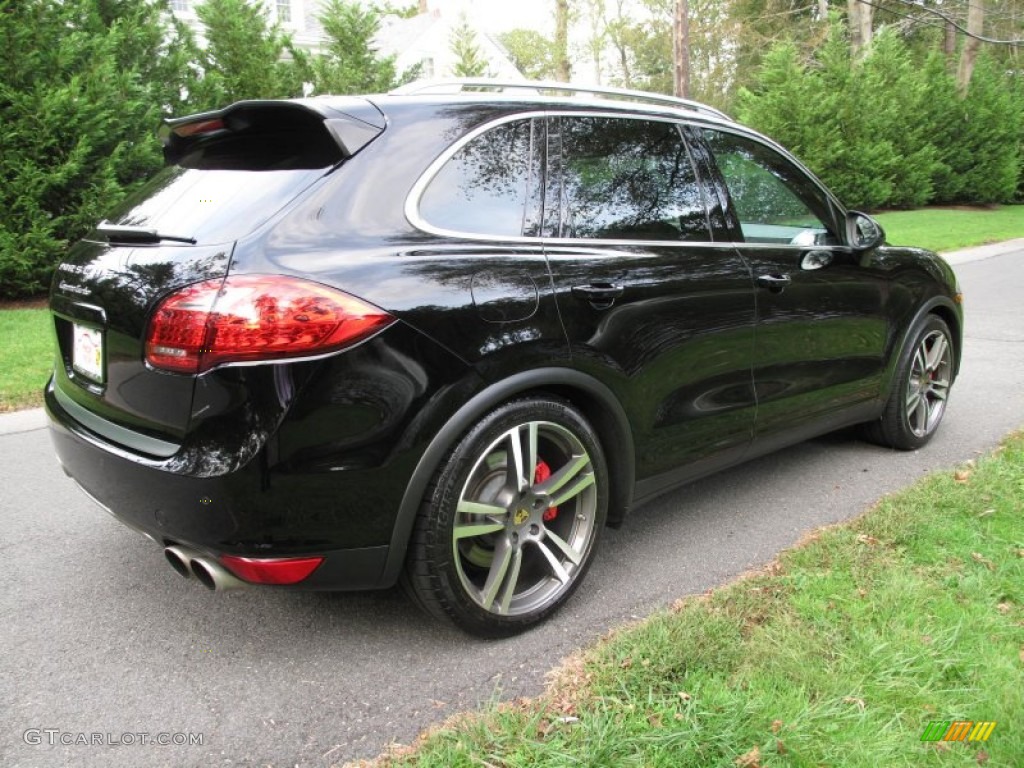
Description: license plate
xmin=72 ymin=323 xmax=104 ymax=383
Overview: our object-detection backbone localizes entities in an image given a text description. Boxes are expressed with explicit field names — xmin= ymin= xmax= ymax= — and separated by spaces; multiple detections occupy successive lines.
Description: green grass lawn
xmin=876 ymin=205 xmax=1024 ymax=252
xmin=0 ymin=309 xmax=52 ymax=412
xmin=373 ymin=434 xmax=1024 ymax=768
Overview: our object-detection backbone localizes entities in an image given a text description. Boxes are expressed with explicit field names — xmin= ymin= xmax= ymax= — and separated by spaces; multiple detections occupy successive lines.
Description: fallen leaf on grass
xmin=856 ymin=534 xmax=879 ymax=546
xmin=678 ymin=691 xmax=692 ymax=702
xmin=647 ymin=713 xmax=663 ymax=728
xmin=997 ymin=602 xmax=1012 ymax=614
xmin=776 ymin=739 xmax=786 ymax=755
xmin=771 ymin=719 xmax=783 ymax=734
xmin=619 ymin=657 xmax=633 ymax=669
xmin=843 ymin=696 xmax=866 ymax=711
xmin=971 ymin=552 xmax=996 ymax=571
xmin=977 ymin=749 xmax=990 ymax=765
xmin=977 ymin=509 xmax=995 ymax=518
xmin=734 ymin=745 xmax=761 ymax=768
xmin=954 ymin=469 xmax=972 ymax=483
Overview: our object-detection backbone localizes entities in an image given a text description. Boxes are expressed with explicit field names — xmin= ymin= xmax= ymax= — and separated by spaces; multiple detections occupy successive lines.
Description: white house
xmin=169 ymin=1 xmax=524 ymax=80
xmin=374 ymin=8 xmax=524 ymax=80
xmin=169 ymin=1 xmax=329 ymax=51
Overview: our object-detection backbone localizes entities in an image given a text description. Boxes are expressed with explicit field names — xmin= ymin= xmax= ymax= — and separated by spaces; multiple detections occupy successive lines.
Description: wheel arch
xmin=882 ymin=295 xmax=963 ymax=394
xmin=379 ymin=367 xmax=636 ymax=587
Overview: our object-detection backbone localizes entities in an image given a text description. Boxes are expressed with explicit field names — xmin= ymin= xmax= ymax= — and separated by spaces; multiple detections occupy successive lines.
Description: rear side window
xmin=418 ymin=118 xmax=540 ymax=237
xmin=551 ymin=116 xmax=709 ymax=241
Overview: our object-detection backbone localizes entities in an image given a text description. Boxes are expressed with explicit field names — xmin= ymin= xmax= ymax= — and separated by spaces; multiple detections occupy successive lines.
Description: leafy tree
xmin=449 ymin=13 xmax=490 ymax=77
xmin=192 ymin=0 xmax=307 ymax=107
xmin=0 ymin=0 xmax=192 ymax=298
xmin=499 ymin=29 xmax=559 ymax=80
xmin=311 ymin=0 xmax=404 ymax=94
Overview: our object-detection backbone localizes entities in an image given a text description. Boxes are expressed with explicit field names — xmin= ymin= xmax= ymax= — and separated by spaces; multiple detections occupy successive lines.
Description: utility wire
xmin=859 ymin=0 xmax=1024 ymax=46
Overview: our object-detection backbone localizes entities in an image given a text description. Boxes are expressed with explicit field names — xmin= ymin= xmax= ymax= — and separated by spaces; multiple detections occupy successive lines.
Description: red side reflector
xmin=219 ymin=555 xmax=324 ymax=585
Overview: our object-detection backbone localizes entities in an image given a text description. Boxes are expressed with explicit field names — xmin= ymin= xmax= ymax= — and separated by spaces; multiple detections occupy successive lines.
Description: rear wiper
xmin=96 ymin=220 xmax=197 ymax=245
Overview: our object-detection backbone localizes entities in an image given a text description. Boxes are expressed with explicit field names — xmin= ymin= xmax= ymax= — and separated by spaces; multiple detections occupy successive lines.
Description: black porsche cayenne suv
xmin=46 ymin=80 xmax=962 ymax=636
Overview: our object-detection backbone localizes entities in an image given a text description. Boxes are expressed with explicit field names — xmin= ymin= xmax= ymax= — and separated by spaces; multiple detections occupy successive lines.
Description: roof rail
xmin=389 ymin=78 xmax=732 ymax=121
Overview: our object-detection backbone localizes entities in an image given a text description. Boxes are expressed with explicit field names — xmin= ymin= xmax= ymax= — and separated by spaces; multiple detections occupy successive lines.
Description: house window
xmin=277 ymin=0 xmax=292 ymax=23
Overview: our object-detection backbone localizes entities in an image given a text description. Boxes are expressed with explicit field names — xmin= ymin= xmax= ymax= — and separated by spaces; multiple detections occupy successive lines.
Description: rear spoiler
xmin=159 ymin=98 xmax=386 ymax=166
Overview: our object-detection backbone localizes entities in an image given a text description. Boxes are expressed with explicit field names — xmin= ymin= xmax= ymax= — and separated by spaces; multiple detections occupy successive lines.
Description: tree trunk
xmin=956 ymin=0 xmax=984 ymax=94
xmin=555 ymin=0 xmax=572 ymax=82
xmin=818 ymin=0 xmax=828 ymax=22
xmin=418 ymin=0 xmax=429 ymax=14
xmin=847 ymin=0 xmax=873 ymax=56
xmin=943 ymin=20 xmax=957 ymax=62
xmin=673 ymin=0 xmax=689 ymax=98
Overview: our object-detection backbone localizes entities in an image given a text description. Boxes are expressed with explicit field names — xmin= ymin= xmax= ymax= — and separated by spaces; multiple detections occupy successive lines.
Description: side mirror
xmin=847 ymin=211 xmax=885 ymax=251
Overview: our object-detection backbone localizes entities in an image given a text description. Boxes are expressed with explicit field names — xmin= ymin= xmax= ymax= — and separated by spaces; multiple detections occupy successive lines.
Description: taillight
xmin=219 ymin=555 xmax=323 ymax=585
xmin=145 ymin=275 xmax=394 ymax=374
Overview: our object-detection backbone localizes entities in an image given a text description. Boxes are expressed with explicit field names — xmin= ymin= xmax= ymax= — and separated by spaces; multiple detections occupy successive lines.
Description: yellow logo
xmin=513 ymin=508 xmax=530 ymax=525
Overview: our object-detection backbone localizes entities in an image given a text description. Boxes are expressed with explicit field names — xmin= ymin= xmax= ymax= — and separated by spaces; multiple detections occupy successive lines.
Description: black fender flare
xmin=879 ymin=295 xmax=962 ymax=397
xmin=378 ymin=367 xmax=635 ymax=586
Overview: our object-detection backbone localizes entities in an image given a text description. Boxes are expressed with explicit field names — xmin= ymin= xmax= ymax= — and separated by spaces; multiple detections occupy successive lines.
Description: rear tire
xmin=402 ymin=397 xmax=608 ymax=637
xmin=863 ymin=314 xmax=954 ymax=450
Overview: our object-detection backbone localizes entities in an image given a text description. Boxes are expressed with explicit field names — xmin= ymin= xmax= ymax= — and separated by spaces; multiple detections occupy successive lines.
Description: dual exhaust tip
xmin=164 ymin=545 xmax=246 ymax=591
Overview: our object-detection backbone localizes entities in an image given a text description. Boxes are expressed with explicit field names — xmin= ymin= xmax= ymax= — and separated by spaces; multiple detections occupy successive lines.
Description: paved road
xmin=2 ymin=245 xmax=1023 ymax=768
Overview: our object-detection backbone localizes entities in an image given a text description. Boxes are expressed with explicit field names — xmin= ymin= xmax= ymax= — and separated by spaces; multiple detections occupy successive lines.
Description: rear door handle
xmin=757 ymin=273 xmax=792 ymax=291
xmin=572 ymin=283 xmax=624 ymax=302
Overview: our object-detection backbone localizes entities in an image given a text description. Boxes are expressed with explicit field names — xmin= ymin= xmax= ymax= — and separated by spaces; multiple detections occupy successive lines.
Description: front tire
xmin=864 ymin=314 xmax=955 ymax=450
xmin=402 ymin=397 xmax=608 ymax=637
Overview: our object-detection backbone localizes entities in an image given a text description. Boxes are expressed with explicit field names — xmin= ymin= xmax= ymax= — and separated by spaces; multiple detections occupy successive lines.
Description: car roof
xmin=298 ymin=78 xmax=740 ymax=134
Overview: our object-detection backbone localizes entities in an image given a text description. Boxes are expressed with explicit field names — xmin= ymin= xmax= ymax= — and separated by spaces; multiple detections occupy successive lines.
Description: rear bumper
xmin=46 ymin=378 xmax=393 ymax=590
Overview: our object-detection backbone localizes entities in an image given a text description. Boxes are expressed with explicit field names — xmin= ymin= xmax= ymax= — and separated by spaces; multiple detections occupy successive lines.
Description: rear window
xmin=104 ymin=165 xmax=327 ymax=245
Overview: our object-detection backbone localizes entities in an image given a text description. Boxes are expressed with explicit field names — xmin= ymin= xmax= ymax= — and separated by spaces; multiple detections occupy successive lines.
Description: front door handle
xmin=757 ymin=273 xmax=792 ymax=292
xmin=572 ymin=283 xmax=624 ymax=303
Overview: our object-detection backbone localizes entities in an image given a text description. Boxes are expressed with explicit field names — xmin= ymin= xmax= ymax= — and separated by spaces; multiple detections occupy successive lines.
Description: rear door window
xmin=550 ymin=116 xmax=709 ymax=241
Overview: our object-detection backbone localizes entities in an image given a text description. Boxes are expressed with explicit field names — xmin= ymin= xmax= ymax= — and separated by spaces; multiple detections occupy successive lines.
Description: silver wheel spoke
xmin=550 ymin=471 xmax=595 ymax=507
xmin=497 ymin=548 xmax=523 ymax=614
xmin=914 ymin=397 xmax=929 ymax=432
xmin=457 ymin=499 xmax=506 ymax=517
xmin=525 ymin=422 xmax=538 ymax=481
xmin=925 ymin=334 xmax=948 ymax=371
xmin=453 ymin=521 xmax=505 ymax=540
xmin=507 ymin=427 xmax=527 ymax=492
xmin=906 ymin=391 xmax=922 ymax=413
xmin=480 ymin=540 xmax=514 ymax=610
xmin=929 ymin=386 xmax=948 ymax=401
xmin=544 ymin=527 xmax=583 ymax=566
xmin=534 ymin=540 xmax=571 ymax=584
xmin=535 ymin=453 xmax=590 ymax=496
xmin=913 ymin=347 xmax=927 ymax=377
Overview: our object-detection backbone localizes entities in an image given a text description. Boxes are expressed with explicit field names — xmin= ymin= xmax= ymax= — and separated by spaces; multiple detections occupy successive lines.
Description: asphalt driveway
xmin=2 ymin=241 xmax=1022 ymax=767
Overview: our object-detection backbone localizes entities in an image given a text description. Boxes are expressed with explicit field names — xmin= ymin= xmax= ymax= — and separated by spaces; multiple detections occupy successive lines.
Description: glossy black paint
xmin=47 ymin=92 xmax=963 ymax=592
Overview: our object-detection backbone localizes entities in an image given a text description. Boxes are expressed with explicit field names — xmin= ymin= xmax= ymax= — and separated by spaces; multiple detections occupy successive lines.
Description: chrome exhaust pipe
xmin=164 ymin=545 xmax=196 ymax=580
xmin=190 ymin=556 xmax=248 ymax=591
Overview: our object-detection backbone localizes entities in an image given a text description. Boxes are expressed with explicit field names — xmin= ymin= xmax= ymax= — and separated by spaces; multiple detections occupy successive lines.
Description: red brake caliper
xmin=534 ymin=460 xmax=558 ymax=522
